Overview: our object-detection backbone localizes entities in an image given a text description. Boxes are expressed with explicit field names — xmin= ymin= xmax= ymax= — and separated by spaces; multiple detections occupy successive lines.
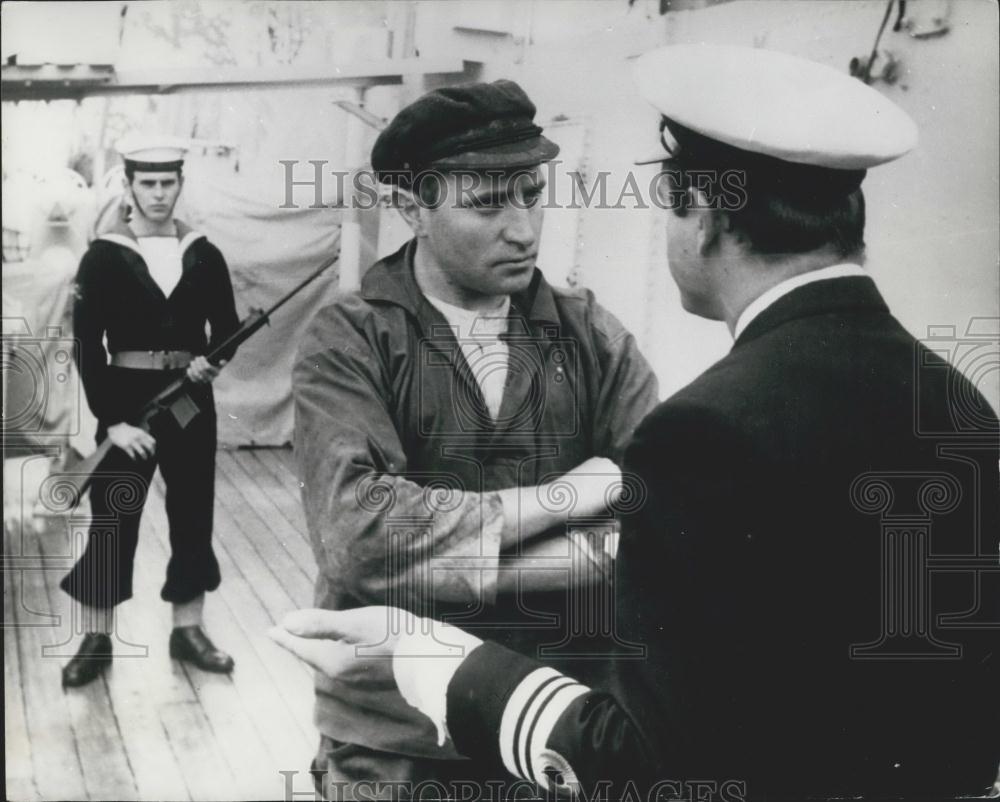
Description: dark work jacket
xmin=73 ymin=219 xmax=240 ymax=424
xmin=293 ymin=239 xmax=659 ymax=757
xmin=448 ymin=276 xmax=1000 ymax=799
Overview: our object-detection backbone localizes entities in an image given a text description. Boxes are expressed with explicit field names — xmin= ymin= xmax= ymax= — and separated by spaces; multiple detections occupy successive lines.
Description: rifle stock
xmin=59 ymin=438 xmax=115 ymax=506
xmin=55 ymin=252 xmax=337 ymax=506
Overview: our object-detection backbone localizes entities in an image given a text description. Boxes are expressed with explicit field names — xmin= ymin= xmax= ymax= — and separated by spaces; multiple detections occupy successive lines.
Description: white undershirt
xmin=136 ymin=236 xmax=183 ymax=297
xmin=425 ymin=294 xmax=511 ymax=420
xmin=732 ymin=263 xmax=867 ymax=340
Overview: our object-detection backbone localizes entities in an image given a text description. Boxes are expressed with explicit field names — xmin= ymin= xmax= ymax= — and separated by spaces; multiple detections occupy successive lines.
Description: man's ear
xmin=394 ymin=187 xmax=425 ymax=237
xmin=696 ymin=205 xmax=724 ymax=257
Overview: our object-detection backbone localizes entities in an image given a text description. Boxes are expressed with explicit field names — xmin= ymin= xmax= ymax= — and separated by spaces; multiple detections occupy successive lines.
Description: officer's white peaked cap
xmin=633 ymin=44 xmax=918 ymax=170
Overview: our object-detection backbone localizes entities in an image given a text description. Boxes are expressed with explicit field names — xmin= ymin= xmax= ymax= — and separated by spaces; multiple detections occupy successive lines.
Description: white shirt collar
xmin=732 ymin=263 xmax=867 ymax=341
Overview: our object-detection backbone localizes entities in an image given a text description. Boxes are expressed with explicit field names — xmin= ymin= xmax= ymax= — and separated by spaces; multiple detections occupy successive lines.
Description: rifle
xmin=59 ymin=253 xmax=337 ymax=505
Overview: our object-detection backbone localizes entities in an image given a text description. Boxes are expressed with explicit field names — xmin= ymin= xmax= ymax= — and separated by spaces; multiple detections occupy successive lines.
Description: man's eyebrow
xmin=463 ymin=176 xmax=546 ymax=203
xmin=466 ymin=187 xmax=505 ymax=202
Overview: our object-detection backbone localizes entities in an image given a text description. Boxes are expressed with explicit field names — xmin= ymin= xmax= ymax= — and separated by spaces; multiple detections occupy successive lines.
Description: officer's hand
xmin=186 ymin=356 xmax=225 ymax=384
xmin=270 ymin=606 xmax=482 ymax=750
xmin=268 ymin=607 xmax=406 ymax=675
xmin=107 ymin=422 xmax=156 ymax=461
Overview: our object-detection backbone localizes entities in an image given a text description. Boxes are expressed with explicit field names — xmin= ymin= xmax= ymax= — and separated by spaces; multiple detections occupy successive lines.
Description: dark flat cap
xmin=371 ymin=80 xmax=559 ymax=184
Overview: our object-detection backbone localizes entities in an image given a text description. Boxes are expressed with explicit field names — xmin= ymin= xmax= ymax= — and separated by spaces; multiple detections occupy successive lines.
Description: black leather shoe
xmin=62 ymin=633 xmax=112 ymax=688
xmin=169 ymin=626 xmax=234 ymax=673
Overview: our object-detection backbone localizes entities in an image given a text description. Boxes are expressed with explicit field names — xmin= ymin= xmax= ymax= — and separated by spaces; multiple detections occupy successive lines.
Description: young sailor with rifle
xmin=60 ymin=136 xmax=331 ymax=688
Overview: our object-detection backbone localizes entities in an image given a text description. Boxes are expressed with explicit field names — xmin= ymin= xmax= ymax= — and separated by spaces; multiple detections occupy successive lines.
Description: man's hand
xmin=268 ymin=607 xmax=409 ymax=675
xmin=561 ymin=456 xmax=624 ymax=515
xmin=107 ymin=422 xmax=156 ymax=461
xmin=186 ymin=356 xmax=225 ymax=384
xmin=269 ymin=606 xmax=482 ymax=748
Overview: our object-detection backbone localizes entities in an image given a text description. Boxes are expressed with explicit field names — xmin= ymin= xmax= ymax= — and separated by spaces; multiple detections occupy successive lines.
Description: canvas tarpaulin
xmin=5 ymin=161 xmax=344 ymax=450
xmin=174 ymin=163 xmax=342 ymax=446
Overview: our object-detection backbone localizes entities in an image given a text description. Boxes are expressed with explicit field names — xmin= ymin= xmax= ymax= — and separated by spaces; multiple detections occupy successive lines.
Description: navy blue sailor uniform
xmin=60 ymin=218 xmax=240 ymax=608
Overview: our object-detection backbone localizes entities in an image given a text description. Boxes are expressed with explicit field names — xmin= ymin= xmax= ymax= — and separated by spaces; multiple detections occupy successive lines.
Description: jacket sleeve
xmin=441 ymin=404 xmax=756 ymax=797
xmin=204 ymin=242 xmax=241 ymax=362
xmin=292 ymin=297 xmax=505 ymax=608
xmin=446 ymin=640 xmax=657 ymax=796
xmin=72 ymin=246 xmax=118 ymax=423
xmin=586 ymin=297 xmax=659 ymax=465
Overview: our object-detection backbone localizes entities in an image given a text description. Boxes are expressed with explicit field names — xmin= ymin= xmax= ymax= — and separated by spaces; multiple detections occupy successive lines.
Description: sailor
xmin=61 ymin=136 xmax=241 ymax=688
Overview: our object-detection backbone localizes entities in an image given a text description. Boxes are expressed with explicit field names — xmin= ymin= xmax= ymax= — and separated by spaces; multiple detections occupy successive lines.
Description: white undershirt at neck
xmin=136 ymin=236 xmax=183 ymax=298
xmin=425 ymin=294 xmax=511 ymax=421
xmin=733 ymin=263 xmax=866 ymax=340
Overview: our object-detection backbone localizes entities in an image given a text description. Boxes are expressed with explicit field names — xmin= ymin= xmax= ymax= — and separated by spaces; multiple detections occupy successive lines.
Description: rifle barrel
xmin=55 ymin=250 xmax=338 ymax=496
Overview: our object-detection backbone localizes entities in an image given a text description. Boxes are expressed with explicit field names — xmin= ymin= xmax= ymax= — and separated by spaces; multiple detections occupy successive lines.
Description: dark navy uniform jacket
xmin=445 ymin=276 xmax=1000 ymax=799
xmin=73 ymin=219 xmax=240 ymax=424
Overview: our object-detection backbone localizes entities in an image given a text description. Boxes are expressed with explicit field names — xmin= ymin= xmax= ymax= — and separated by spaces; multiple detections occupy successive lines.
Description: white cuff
xmin=392 ymin=618 xmax=484 ymax=746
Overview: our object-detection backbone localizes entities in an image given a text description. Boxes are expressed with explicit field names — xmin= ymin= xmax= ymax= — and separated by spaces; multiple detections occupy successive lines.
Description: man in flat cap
xmin=60 ymin=136 xmax=241 ymax=687
xmin=291 ymin=80 xmax=658 ymax=794
xmin=277 ymin=47 xmax=1000 ymax=798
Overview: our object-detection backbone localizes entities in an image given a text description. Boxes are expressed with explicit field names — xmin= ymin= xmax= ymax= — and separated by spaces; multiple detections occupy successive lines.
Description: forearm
xmin=444 ymin=640 xmax=656 ymax=793
xmin=497 ymin=457 xmax=623 ymax=550
xmin=496 ymin=529 xmax=614 ymax=594
xmin=497 ymin=484 xmax=568 ymax=550
xmin=307 ymin=471 xmax=507 ymax=606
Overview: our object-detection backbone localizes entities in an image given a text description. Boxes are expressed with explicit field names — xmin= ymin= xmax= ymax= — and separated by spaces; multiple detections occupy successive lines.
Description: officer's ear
xmin=695 ymin=192 xmax=723 ymax=256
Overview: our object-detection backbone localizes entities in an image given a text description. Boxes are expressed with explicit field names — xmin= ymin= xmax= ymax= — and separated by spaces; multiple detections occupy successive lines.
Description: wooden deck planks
xmin=9 ymin=535 xmax=89 ymax=801
xmin=211 ymin=459 xmax=313 ymax=606
xmin=145 ymin=461 xmax=318 ymax=782
xmin=216 ymin=450 xmax=315 ymax=581
xmin=3 ymin=447 xmax=320 ymax=802
xmin=4 ymin=567 xmax=39 ymax=802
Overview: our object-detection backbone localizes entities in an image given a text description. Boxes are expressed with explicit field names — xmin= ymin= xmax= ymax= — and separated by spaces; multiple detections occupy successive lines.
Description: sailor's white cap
xmin=632 ymin=44 xmax=918 ymax=170
xmin=116 ymin=135 xmax=189 ymax=170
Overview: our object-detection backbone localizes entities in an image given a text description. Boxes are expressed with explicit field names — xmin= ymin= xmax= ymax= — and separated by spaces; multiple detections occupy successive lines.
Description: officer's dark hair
xmin=728 ymin=185 xmax=866 ymax=258
xmin=672 ymin=169 xmax=866 ymax=258
xmin=662 ymin=116 xmax=867 ymax=258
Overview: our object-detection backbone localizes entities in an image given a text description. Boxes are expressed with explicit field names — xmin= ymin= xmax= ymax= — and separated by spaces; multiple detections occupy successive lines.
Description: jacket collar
xmin=96 ymin=217 xmax=204 ymax=259
xmin=734 ymin=275 xmax=890 ymax=347
xmin=360 ymin=239 xmax=561 ymax=325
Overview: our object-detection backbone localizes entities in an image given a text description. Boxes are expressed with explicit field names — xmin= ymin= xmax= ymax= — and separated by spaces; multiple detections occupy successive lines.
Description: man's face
xmin=127 ymin=171 xmax=182 ymax=223
xmin=418 ymin=166 xmax=546 ymax=298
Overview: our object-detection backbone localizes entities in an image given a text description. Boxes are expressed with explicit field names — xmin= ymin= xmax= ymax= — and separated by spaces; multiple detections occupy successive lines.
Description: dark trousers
xmin=60 ymin=367 xmax=221 ymax=608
